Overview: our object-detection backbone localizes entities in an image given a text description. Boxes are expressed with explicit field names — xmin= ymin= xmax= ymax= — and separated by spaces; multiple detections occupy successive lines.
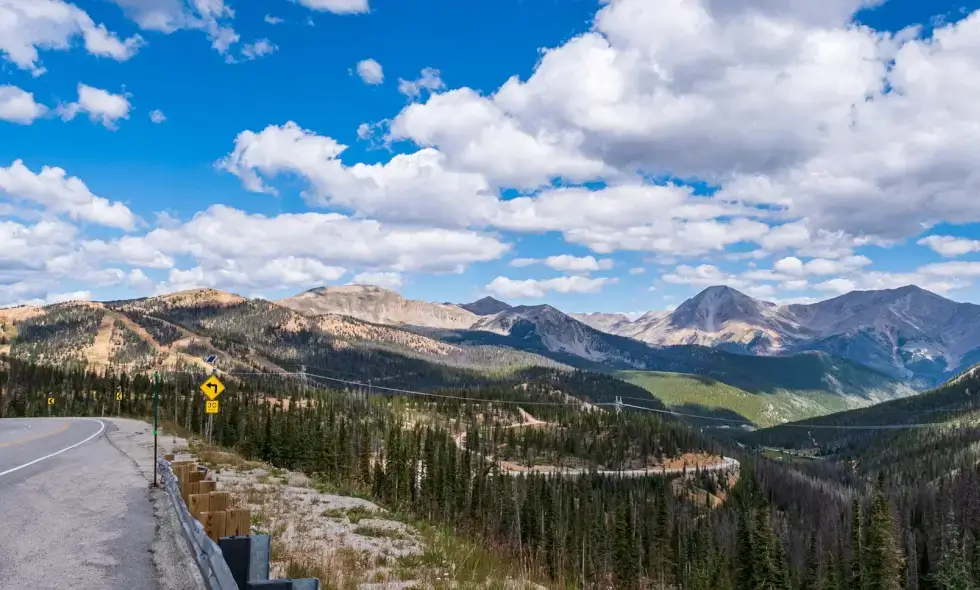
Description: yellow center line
xmin=0 ymin=421 xmax=72 ymax=449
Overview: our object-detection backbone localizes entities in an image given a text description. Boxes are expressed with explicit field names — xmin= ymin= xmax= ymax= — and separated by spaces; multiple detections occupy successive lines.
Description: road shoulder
xmin=102 ymin=418 xmax=205 ymax=590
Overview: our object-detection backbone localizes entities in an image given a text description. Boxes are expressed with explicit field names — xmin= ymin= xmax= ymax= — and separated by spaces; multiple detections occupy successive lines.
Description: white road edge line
xmin=0 ymin=418 xmax=106 ymax=478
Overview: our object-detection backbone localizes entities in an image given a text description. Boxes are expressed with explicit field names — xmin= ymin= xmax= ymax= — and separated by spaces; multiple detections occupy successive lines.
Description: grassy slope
xmin=619 ymin=370 xmax=852 ymax=428
xmin=740 ymin=364 xmax=980 ymax=452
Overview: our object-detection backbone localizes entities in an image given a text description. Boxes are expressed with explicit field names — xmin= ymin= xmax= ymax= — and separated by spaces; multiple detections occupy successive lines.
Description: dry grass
xmin=176 ymin=438 xmax=553 ymax=590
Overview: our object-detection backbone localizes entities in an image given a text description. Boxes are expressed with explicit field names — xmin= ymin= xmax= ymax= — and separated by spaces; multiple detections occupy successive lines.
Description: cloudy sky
xmin=3 ymin=0 xmax=980 ymax=313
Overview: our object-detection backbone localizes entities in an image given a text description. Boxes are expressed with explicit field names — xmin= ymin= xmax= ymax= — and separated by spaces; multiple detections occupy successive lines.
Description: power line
xmin=222 ymin=368 xmax=979 ymax=432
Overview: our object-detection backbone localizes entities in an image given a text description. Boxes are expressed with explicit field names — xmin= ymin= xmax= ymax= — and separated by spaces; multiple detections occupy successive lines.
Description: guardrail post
xmin=218 ymin=536 xmax=251 ymax=590
xmin=250 ymin=534 xmax=271 ymax=582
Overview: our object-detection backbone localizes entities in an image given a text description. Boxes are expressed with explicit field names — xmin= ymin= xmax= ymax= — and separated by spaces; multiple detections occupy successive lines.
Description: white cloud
xmin=356 ymin=59 xmax=384 ymax=84
xmin=772 ymin=255 xmax=871 ymax=276
xmin=0 ymin=86 xmax=47 ymax=124
xmin=217 ymin=121 xmax=499 ymax=227
xmin=149 ymin=109 xmax=166 ymax=123
xmin=350 ymin=271 xmax=402 ymax=290
xmin=241 ymin=38 xmax=278 ymax=60
xmin=398 ymin=67 xmax=445 ymax=100
xmin=389 ymin=88 xmax=609 ymax=189
xmin=628 ymin=267 xmax=645 ymax=275
xmin=917 ymin=235 xmax=980 ymax=258
xmin=370 ymin=0 xmax=980 ymax=259
xmin=108 ymin=0 xmax=237 ymax=55
xmin=505 ymin=254 xmax=614 ymax=274
xmin=0 ymin=0 xmax=143 ymax=75
xmin=485 ymin=276 xmax=615 ymax=299
xmin=264 ymin=14 xmax=284 ymax=24
xmin=0 ymin=159 xmax=137 ymax=229
xmin=58 ymin=84 xmax=131 ymax=129
xmin=126 ymin=205 xmax=508 ymax=294
xmin=294 ymin=0 xmax=370 ymax=14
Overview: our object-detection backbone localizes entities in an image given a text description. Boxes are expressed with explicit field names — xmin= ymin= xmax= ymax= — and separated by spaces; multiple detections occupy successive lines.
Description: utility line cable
xmin=219 ymin=368 xmax=979 ymax=431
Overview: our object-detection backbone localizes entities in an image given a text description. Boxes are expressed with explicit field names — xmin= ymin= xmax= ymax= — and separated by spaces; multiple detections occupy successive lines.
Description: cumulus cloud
xmin=149 ymin=109 xmax=167 ymax=123
xmin=107 ymin=0 xmax=237 ymax=55
xmin=0 ymin=86 xmax=47 ymax=124
xmin=58 ymin=84 xmax=131 ymax=129
xmin=217 ymin=121 xmax=499 ymax=227
xmin=264 ymin=14 xmax=284 ymax=24
xmin=0 ymin=0 xmax=143 ymax=75
xmin=508 ymin=255 xmax=614 ymax=274
xmin=485 ymin=276 xmax=616 ymax=299
xmin=356 ymin=59 xmax=384 ymax=84
xmin=112 ymin=205 xmax=510 ymax=293
xmin=0 ymin=159 xmax=137 ymax=229
xmin=398 ymin=67 xmax=445 ymax=100
xmin=917 ymin=235 xmax=980 ymax=258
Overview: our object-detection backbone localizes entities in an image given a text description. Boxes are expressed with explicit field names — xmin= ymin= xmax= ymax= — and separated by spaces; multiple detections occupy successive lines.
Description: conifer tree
xmin=852 ymin=499 xmax=866 ymax=590
xmin=928 ymin=508 xmax=976 ymax=590
xmin=866 ymin=473 xmax=905 ymax=590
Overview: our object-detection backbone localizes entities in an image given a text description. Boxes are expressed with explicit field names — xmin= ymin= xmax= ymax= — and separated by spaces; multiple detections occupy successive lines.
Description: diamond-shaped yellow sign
xmin=200 ymin=375 xmax=225 ymax=400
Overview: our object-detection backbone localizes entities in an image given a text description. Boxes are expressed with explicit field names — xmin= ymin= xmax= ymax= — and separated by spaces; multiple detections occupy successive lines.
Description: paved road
xmin=0 ymin=418 xmax=157 ymax=590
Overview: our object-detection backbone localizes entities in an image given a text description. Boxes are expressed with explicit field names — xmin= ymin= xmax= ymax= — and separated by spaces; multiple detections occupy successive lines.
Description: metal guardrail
xmin=158 ymin=458 xmax=240 ymax=590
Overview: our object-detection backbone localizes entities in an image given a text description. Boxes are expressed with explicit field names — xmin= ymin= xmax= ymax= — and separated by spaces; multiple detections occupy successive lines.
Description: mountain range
xmin=572 ymin=285 xmax=980 ymax=389
xmin=6 ymin=282 xmax=974 ymax=425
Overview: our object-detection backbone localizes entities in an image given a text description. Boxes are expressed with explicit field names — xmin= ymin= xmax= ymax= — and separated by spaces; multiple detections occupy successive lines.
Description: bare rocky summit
xmin=280 ymin=285 xmax=479 ymax=329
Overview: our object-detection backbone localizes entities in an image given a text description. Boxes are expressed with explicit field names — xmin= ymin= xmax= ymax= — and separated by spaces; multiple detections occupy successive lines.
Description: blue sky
xmin=3 ymin=0 xmax=980 ymax=314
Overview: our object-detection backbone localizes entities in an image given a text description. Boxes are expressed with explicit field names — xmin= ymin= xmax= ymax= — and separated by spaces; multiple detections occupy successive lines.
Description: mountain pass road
xmin=0 ymin=417 xmax=158 ymax=590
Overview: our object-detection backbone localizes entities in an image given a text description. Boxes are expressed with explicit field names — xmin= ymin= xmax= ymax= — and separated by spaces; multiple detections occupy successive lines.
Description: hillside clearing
xmin=618 ymin=370 xmax=854 ymax=427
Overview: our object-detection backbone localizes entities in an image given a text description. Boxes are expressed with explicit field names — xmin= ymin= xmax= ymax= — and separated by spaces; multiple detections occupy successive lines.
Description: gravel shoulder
xmin=101 ymin=418 xmax=205 ymax=590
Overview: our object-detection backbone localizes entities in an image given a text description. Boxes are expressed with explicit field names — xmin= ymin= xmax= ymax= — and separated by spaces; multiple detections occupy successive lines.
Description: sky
xmin=3 ymin=0 xmax=980 ymax=314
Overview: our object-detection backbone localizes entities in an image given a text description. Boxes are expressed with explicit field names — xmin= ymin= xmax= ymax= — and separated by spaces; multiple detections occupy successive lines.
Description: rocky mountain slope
xmin=569 ymin=312 xmax=638 ymax=333
xmin=422 ymin=303 xmax=914 ymax=405
xmin=586 ymin=285 xmax=980 ymax=389
xmin=280 ymin=285 xmax=478 ymax=329
xmin=0 ymin=289 xmax=564 ymax=378
xmin=457 ymin=296 xmax=512 ymax=316
xmin=0 ymin=286 xmax=914 ymax=414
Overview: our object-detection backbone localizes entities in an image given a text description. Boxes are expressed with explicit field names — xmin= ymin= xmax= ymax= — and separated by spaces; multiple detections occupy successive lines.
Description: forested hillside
xmin=3 ymin=356 xmax=978 ymax=589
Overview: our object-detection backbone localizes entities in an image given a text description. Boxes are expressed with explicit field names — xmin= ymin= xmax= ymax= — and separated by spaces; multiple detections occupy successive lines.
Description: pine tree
xmin=736 ymin=505 xmax=756 ymax=589
xmin=852 ymin=499 xmax=866 ymax=590
xmin=804 ymin=531 xmax=820 ymax=590
xmin=822 ymin=554 xmax=841 ymax=590
xmin=865 ymin=473 xmax=905 ymax=590
xmin=928 ymin=508 xmax=976 ymax=590
xmin=613 ymin=492 xmax=639 ymax=589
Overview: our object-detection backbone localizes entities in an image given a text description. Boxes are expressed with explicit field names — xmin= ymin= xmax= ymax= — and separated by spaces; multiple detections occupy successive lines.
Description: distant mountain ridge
xmin=0 ymin=284 xmax=915 ymax=419
xmin=583 ymin=285 xmax=980 ymax=389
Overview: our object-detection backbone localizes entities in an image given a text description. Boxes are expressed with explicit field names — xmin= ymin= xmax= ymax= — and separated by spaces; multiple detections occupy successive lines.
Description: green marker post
xmin=153 ymin=370 xmax=159 ymax=488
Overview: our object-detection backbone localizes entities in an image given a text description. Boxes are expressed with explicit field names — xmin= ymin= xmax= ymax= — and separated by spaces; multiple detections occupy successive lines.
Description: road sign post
xmin=200 ymin=376 xmax=224 ymax=445
xmin=153 ymin=371 xmax=159 ymax=488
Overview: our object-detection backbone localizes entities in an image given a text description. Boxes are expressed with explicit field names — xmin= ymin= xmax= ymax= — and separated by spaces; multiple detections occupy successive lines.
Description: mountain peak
xmin=459 ymin=296 xmax=512 ymax=316
xmin=690 ymin=285 xmax=755 ymax=302
xmin=280 ymin=284 xmax=477 ymax=329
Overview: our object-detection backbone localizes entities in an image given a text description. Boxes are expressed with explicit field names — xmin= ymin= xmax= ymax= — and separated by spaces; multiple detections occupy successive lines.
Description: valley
xmin=3 ymin=283 xmax=980 ymax=589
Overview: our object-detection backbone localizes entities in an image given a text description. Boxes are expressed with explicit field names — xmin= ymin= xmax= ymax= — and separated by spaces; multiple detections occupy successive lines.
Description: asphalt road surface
xmin=0 ymin=417 xmax=157 ymax=590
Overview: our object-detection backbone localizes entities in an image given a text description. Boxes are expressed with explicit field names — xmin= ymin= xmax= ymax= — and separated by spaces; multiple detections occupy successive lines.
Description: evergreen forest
xmin=2 ymin=356 xmax=979 ymax=589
